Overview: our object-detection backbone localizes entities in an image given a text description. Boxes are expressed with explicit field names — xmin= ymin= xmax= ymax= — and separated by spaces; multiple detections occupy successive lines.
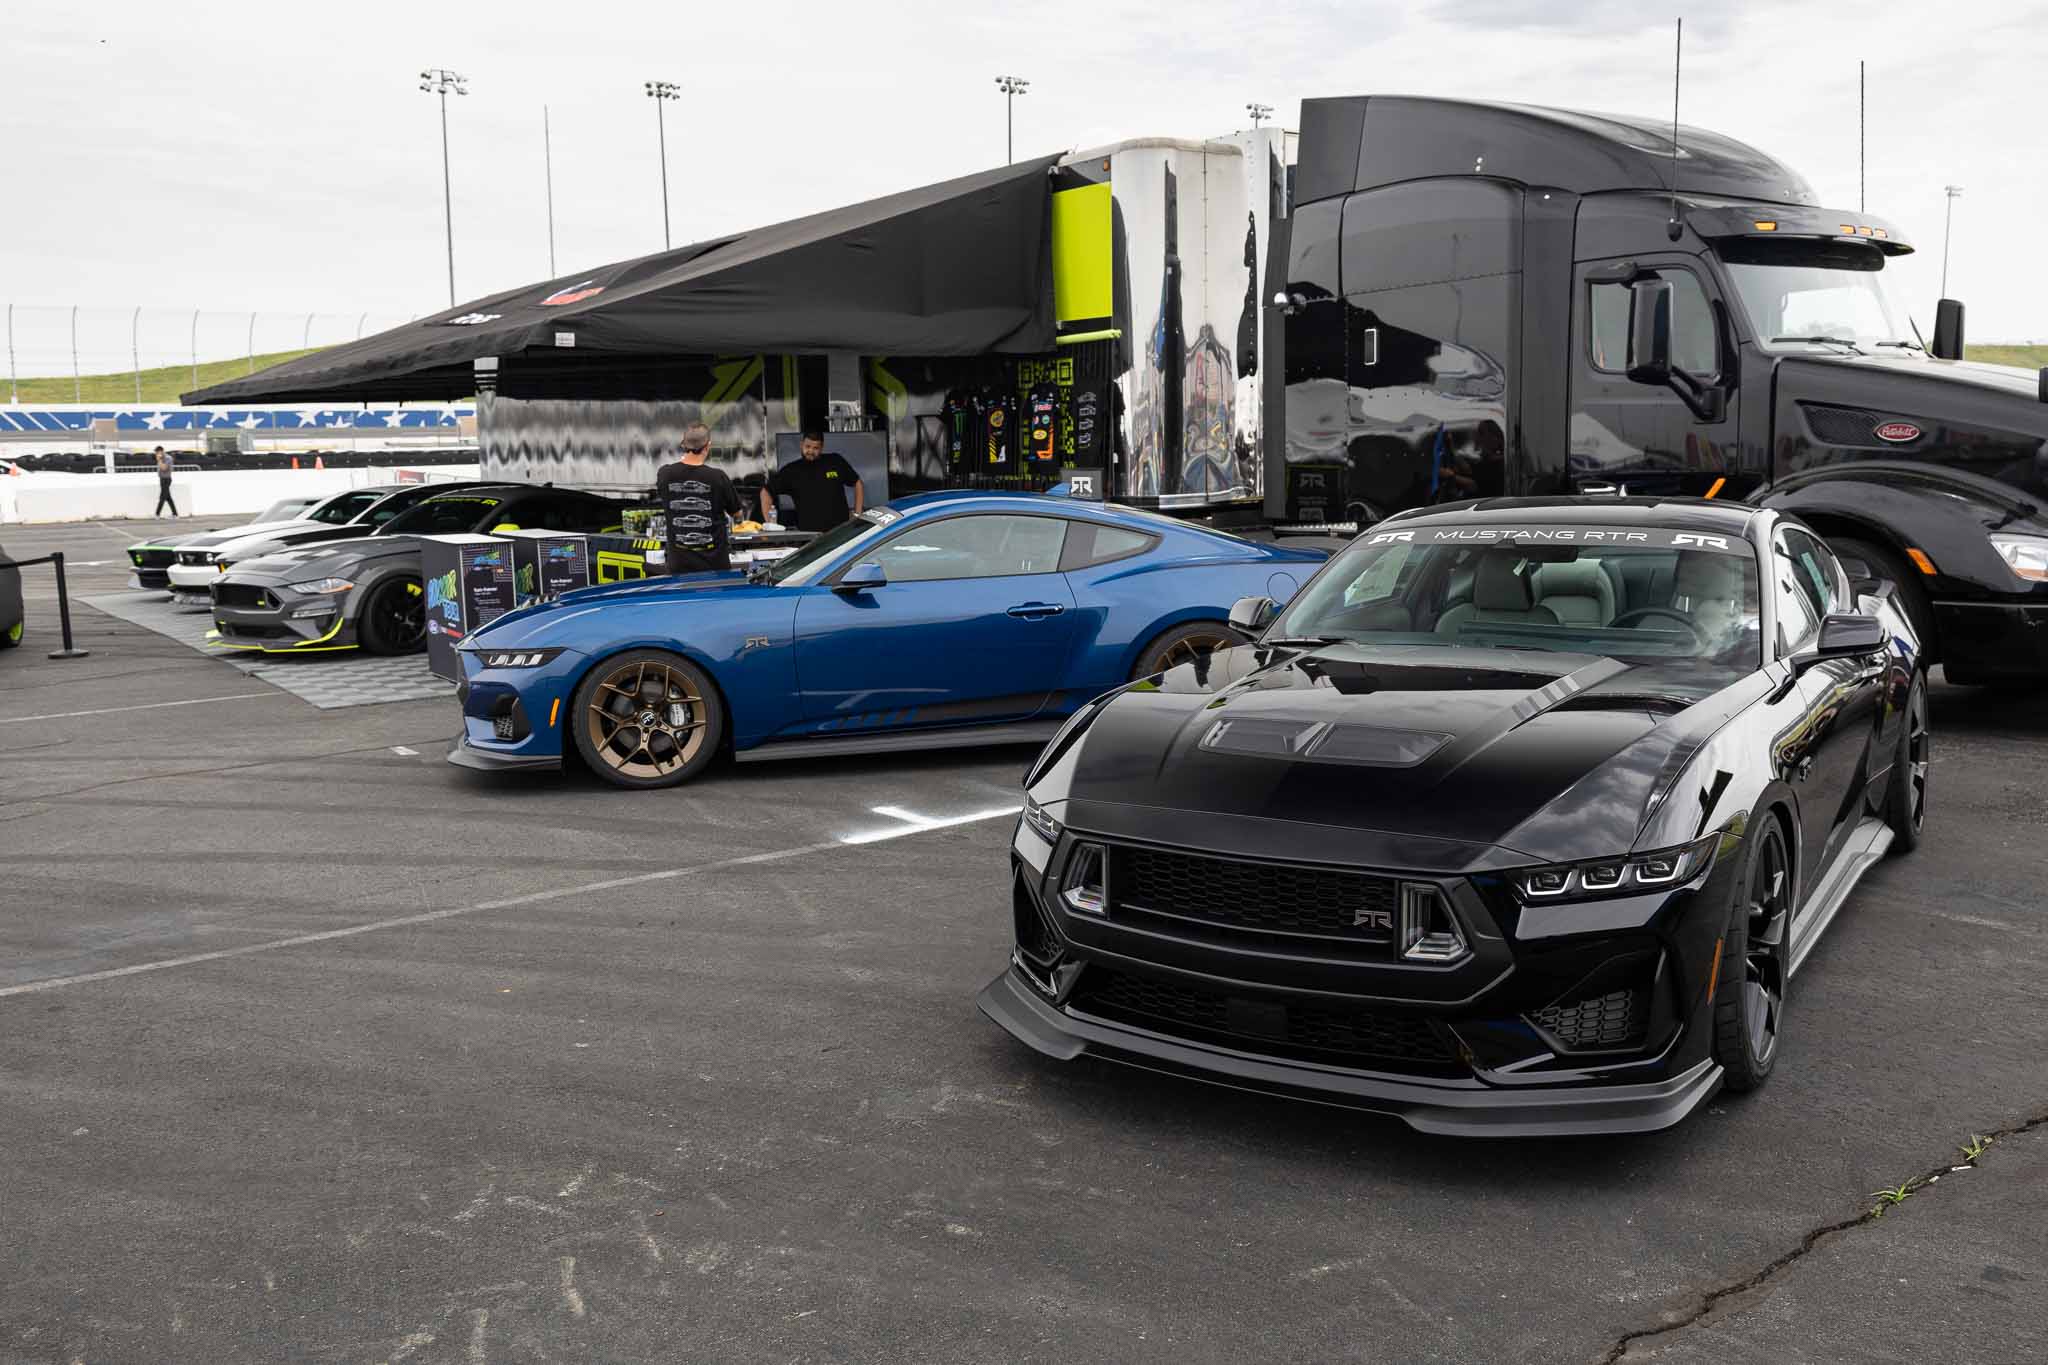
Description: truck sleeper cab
xmin=1272 ymin=96 xmax=2048 ymax=679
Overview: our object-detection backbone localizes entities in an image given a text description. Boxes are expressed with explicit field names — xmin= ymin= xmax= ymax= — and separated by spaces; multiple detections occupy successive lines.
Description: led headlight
xmin=479 ymin=648 xmax=564 ymax=668
xmin=1516 ymin=834 xmax=1720 ymax=902
xmin=289 ymin=577 xmax=354 ymax=594
xmin=1021 ymin=796 xmax=1063 ymax=845
xmin=1990 ymin=533 xmax=2048 ymax=584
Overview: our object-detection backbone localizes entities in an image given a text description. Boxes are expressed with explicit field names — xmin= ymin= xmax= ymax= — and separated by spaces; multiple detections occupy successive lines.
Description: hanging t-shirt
xmin=1025 ymin=383 xmax=1061 ymax=467
xmin=983 ymin=390 xmax=1019 ymax=475
xmin=651 ymin=459 xmax=743 ymax=574
xmin=941 ymin=389 xmax=981 ymax=478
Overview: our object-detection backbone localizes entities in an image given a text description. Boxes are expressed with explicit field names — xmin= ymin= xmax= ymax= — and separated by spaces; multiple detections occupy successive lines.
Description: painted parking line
xmin=0 ymin=691 xmax=286 ymax=724
xmin=839 ymin=804 xmax=1021 ymax=845
xmin=0 ymin=807 xmax=1019 ymax=1001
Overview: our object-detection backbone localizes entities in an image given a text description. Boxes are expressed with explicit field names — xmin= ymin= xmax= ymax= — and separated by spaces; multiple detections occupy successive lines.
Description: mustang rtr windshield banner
xmin=1363 ymin=525 xmax=1752 ymax=553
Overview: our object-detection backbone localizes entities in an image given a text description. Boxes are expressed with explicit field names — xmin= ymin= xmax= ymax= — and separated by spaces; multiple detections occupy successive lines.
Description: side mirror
xmin=835 ymin=560 xmax=887 ymax=593
xmin=2036 ymin=366 xmax=2046 ymax=405
xmin=1931 ymin=298 xmax=1965 ymax=360
xmin=1228 ymin=595 xmax=1279 ymax=634
xmin=1625 ymin=279 xmax=1674 ymax=386
xmin=1799 ymin=613 xmax=1887 ymax=670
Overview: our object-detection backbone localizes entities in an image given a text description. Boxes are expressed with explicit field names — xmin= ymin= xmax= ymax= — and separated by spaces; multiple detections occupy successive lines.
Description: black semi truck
xmin=1265 ymin=96 xmax=2048 ymax=682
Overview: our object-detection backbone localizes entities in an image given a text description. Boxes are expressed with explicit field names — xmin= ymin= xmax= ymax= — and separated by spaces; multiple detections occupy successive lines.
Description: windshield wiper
xmin=1772 ymin=335 xmax=1864 ymax=353
xmin=1873 ymin=340 xmax=1923 ymax=351
xmin=1261 ymin=634 xmax=1345 ymax=649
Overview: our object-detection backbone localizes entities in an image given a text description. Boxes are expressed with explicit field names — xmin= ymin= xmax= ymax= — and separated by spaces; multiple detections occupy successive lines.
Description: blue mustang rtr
xmin=448 ymin=491 xmax=1329 ymax=789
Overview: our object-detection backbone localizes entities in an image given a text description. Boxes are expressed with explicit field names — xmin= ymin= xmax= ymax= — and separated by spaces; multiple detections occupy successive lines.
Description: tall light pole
xmin=131 ymin=305 xmax=142 ymax=402
xmin=1247 ymin=102 xmax=1273 ymax=128
xmin=644 ymin=81 xmax=680 ymax=250
xmin=544 ymin=104 xmax=558 ymax=275
xmin=1940 ymin=184 xmax=1963 ymax=298
xmin=995 ymin=75 xmax=1029 ymax=164
xmin=419 ymin=68 xmax=469 ymax=307
xmin=189 ymin=308 xmax=200 ymax=395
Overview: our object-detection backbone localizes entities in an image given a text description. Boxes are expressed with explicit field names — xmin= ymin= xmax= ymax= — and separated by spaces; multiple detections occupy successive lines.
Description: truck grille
xmin=1529 ymin=988 xmax=1645 ymax=1051
xmin=213 ymin=583 xmax=271 ymax=609
xmin=1110 ymin=844 xmax=1399 ymax=947
xmin=1071 ymin=965 xmax=1454 ymax=1067
xmin=1801 ymin=403 xmax=1918 ymax=449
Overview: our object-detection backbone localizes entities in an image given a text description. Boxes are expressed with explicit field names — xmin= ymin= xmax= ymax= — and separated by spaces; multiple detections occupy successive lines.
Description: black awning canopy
xmin=185 ymin=155 xmax=1061 ymax=406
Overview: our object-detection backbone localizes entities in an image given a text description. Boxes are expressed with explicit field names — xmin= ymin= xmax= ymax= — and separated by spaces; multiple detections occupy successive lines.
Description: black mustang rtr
xmin=980 ymin=498 xmax=1928 ymax=1136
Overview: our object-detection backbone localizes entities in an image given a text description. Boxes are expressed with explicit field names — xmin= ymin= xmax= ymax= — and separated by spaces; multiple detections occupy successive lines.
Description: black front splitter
xmin=977 ymin=967 xmax=1722 ymax=1138
xmin=446 ymin=737 xmax=562 ymax=773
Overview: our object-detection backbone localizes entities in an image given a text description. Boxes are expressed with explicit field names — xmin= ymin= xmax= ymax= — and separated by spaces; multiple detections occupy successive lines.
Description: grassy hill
xmin=6 ymin=342 xmax=2043 ymax=408
xmin=6 ymin=350 xmax=319 ymax=405
xmin=1964 ymin=344 xmax=2048 ymax=370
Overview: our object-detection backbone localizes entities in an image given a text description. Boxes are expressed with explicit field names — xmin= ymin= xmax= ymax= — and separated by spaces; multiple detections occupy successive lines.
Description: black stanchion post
xmin=47 ymin=551 xmax=90 ymax=660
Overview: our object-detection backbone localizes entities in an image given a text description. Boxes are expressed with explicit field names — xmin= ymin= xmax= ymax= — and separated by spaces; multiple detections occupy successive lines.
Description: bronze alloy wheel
xmin=584 ymin=656 xmax=711 ymax=781
xmin=1133 ymin=622 xmax=1245 ymax=681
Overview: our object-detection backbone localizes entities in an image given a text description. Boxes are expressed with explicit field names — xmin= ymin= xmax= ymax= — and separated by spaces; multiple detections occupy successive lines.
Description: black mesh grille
xmin=1802 ymin=404 xmax=1902 ymax=449
xmin=1112 ymin=845 xmax=1399 ymax=943
xmin=1072 ymin=966 xmax=1453 ymax=1066
xmin=1529 ymin=989 xmax=1645 ymax=1050
xmin=131 ymin=549 xmax=176 ymax=568
xmin=213 ymin=583 xmax=271 ymax=608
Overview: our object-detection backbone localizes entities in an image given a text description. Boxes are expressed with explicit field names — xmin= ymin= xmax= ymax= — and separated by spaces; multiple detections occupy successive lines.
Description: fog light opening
xmin=1399 ymin=882 xmax=1467 ymax=963
xmin=1061 ymin=842 xmax=1108 ymax=917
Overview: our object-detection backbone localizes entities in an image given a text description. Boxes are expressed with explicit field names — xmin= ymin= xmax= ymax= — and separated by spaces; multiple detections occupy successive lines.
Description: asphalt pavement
xmin=1 ymin=517 xmax=2043 ymax=1364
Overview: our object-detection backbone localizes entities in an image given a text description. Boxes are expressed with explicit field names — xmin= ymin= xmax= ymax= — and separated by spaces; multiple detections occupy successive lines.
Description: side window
xmin=1589 ymin=270 xmax=1718 ymax=377
xmin=1773 ymin=539 xmax=1824 ymax=656
xmin=1781 ymin=528 xmax=1845 ymax=615
xmin=1060 ymin=521 xmax=1155 ymax=571
xmin=866 ymin=515 xmax=1068 ymax=583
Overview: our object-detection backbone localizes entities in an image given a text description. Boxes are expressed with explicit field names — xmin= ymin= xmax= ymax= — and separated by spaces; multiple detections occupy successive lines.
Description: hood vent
xmin=1200 ymin=717 xmax=1452 ymax=768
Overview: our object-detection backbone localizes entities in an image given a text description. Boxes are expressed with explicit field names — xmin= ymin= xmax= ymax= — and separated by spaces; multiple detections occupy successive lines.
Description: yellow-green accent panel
xmin=1051 ymin=182 xmax=1113 ymax=328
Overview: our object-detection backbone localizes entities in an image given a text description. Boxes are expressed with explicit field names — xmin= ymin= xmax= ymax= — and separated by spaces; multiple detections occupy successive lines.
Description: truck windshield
xmin=1716 ymin=238 xmax=1919 ymax=352
xmin=1273 ymin=530 xmax=1763 ymax=667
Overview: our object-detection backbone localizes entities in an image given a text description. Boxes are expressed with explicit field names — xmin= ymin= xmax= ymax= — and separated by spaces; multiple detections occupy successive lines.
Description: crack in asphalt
xmin=1598 ymin=1106 xmax=2048 ymax=1362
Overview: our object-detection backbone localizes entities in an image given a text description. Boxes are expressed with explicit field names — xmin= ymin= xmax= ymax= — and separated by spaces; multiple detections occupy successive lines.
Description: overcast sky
xmin=6 ymin=0 xmax=2042 ymax=376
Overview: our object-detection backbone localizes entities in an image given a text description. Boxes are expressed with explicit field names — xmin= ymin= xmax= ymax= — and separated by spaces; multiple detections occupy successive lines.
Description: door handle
xmin=1007 ymin=602 xmax=1066 ymax=619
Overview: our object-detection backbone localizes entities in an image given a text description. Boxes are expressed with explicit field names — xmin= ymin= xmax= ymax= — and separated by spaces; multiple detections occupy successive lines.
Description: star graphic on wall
xmin=143 ymin=411 xmax=170 ymax=430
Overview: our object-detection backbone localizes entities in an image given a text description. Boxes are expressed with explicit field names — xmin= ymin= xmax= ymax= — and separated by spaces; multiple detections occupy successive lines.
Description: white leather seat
xmin=1534 ymin=560 xmax=1618 ymax=627
xmin=1437 ymin=554 xmax=1561 ymax=637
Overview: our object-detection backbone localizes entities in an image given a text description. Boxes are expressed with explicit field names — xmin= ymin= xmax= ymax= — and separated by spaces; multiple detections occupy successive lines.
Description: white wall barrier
xmin=0 ymin=464 xmax=482 ymax=524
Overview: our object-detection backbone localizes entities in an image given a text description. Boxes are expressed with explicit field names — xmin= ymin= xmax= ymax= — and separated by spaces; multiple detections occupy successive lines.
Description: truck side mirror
xmin=1625 ymin=280 xmax=1674 ymax=386
xmin=1931 ymin=298 xmax=1965 ymax=360
xmin=2037 ymin=366 xmax=2046 ymax=405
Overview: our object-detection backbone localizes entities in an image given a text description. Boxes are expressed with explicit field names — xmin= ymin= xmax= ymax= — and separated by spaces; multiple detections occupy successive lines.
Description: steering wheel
xmin=1609 ymin=607 xmax=1707 ymax=647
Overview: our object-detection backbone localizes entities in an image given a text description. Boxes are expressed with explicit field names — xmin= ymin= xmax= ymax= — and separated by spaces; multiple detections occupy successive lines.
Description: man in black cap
xmin=153 ymin=446 xmax=178 ymax=517
xmin=651 ymin=422 xmax=742 ymax=574
xmin=760 ymin=430 xmax=863 ymax=532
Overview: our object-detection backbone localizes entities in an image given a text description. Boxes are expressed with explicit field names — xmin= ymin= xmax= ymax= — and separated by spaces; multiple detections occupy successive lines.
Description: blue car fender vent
xmin=489 ymin=693 xmax=531 ymax=744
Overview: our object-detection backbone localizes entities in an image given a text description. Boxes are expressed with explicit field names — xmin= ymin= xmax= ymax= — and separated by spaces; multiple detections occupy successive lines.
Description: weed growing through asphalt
xmin=1959 ymin=1134 xmax=1994 ymax=1164
xmin=1869 ymin=1180 xmax=1924 ymax=1218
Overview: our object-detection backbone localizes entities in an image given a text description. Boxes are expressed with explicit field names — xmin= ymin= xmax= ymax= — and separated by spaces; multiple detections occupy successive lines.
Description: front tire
xmin=356 ymin=577 xmax=425 ymax=655
xmin=1885 ymin=672 xmax=1929 ymax=855
xmin=1713 ymin=816 xmax=1792 ymax=1094
xmin=0 ymin=618 xmax=21 ymax=649
xmin=571 ymin=649 xmax=725 ymax=790
xmin=1129 ymin=620 xmax=1245 ymax=681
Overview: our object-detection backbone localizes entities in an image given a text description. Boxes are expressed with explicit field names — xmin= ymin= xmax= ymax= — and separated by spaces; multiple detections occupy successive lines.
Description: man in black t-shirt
xmin=760 ymin=430 xmax=863 ymax=533
xmin=650 ymin=422 xmax=743 ymax=574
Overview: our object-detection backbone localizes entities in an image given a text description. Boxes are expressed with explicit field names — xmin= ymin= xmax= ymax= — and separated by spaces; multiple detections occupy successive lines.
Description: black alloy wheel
xmin=1885 ymin=673 xmax=1929 ymax=855
xmin=1130 ymin=621 xmax=1245 ymax=682
xmin=357 ymin=578 xmax=426 ymax=655
xmin=1714 ymin=818 xmax=1792 ymax=1093
xmin=570 ymin=649 xmax=726 ymax=790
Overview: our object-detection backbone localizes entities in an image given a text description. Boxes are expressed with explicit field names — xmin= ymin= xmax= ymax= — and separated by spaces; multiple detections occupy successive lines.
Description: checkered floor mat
xmin=82 ymin=592 xmax=455 ymax=710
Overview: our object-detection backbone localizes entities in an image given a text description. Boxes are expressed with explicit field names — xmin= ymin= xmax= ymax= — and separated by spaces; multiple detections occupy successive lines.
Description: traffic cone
xmin=314 ymin=454 xmax=324 ymax=470
xmin=291 ymin=455 xmax=300 ymax=470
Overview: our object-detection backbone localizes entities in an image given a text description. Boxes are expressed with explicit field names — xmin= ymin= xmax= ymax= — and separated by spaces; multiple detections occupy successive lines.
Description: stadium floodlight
xmin=644 ymin=81 xmax=681 ymax=250
xmin=1247 ymin=102 xmax=1273 ymax=128
xmin=995 ymin=75 xmax=1029 ymax=164
xmin=419 ymin=68 xmax=470 ymax=306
